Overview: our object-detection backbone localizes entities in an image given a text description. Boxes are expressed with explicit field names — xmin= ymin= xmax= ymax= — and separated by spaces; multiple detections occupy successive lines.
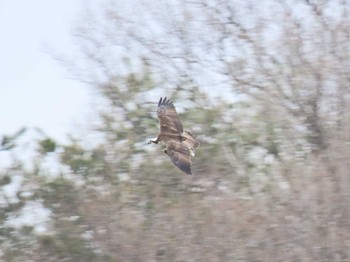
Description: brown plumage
xmin=148 ymin=97 xmax=200 ymax=175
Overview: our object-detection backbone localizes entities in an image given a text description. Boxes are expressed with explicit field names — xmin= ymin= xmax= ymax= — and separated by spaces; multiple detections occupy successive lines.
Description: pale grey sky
xmin=0 ymin=0 xmax=91 ymax=142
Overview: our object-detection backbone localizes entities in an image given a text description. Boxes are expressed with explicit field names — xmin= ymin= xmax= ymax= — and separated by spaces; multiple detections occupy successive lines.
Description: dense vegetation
xmin=1 ymin=1 xmax=350 ymax=261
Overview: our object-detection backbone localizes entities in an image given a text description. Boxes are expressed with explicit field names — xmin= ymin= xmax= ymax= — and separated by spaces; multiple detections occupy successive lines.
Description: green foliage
xmin=39 ymin=138 xmax=56 ymax=154
xmin=0 ymin=127 xmax=26 ymax=151
xmin=0 ymin=175 xmax=11 ymax=186
xmin=61 ymin=143 xmax=107 ymax=178
xmin=42 ymin=178 xmax=79 ymax=214
xmin=38 ymin=234 xmax=97 ymax=262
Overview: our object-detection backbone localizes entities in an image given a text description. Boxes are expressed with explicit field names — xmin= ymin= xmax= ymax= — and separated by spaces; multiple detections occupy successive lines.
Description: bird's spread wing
xmin=182 ymin=131 xmax=200 ymax=151
xmin=166 ymin=140 xmax=192 ymax=175
xmin=157 ymin=97 xmax=183 ymax=135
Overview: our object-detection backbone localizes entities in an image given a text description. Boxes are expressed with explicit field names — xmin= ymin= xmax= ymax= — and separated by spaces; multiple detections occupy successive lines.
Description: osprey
xmin=148 ymin=97 xmax=200 ymax=175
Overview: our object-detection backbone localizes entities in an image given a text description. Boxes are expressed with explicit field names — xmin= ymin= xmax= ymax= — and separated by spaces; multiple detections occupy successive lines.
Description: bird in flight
xmin=148 ymin=97 xmax=200 ymax=175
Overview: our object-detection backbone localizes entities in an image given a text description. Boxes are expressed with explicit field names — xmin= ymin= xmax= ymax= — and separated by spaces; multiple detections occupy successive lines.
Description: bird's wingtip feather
xmin=176 ymin=162 xmax=192 ymax=175
xmin=158 ymin=96 xmax=174 ymax=108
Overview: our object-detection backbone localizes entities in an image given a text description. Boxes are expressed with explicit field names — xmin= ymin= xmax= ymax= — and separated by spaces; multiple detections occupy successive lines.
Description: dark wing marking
xmin=182 ymin=131 xmax=200 ymax=151
xmin=157 ymin=97 xmax=183 ymax=135
xmin=166 ymin=140 xmax=192 ymax=175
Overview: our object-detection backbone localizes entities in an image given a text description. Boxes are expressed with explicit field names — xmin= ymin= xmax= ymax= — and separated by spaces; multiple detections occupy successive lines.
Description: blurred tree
xmin=55 ymin=0 xmax=350 ymax=260
xmin=70 ymin=0 xmax=350 ymax=154
xmin=38 ymin=138 xmax=56 ymax=154
xmin=2 ymin=0 xmax=350 ymax=261
xmin=0 ymin=127 xmax=26 ymax=151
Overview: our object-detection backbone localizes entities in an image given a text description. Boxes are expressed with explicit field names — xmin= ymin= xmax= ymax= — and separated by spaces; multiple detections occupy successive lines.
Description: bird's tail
xmin=182 ymin=131 xmax=200 ymax=155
